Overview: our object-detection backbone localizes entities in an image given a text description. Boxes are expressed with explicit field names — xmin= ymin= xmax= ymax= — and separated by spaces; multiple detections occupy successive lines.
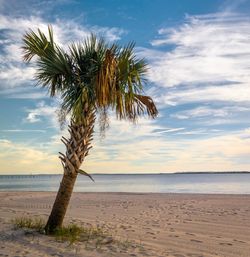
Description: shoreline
xmin=1 ymin=192 xmax=250 ymax=256
xmin=1 ymin=191 xmax=250 ymax=196
xmin=1 ymin=171 xmax=250 ymax=175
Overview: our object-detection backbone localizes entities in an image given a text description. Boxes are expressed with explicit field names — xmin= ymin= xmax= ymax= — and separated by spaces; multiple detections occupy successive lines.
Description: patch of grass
xmin=12 ymin=216 xmax=45 ymax=232
xmin=113 ymin=236 xmax=144 ymax=253
xmin=11 ymin=216 xmax=139 ymax=252
xmin=116 ymin=238 xmax=132 ymax=249
xmin=55 ymin=224 xmax=87 ymax=244
xmin=54 ymin=224 xmax=111 ymax=246
xmin=11 ymin=217 xmax=111 ymax=245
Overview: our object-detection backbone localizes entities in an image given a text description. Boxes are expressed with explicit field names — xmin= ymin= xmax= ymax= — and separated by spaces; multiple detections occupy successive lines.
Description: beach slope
xmin=0 ymin=192 xmax=250 ymax=256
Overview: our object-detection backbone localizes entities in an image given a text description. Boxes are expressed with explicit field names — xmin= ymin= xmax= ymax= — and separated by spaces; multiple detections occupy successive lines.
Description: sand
xmin=0 ymin=192 xmax=250 ymax=257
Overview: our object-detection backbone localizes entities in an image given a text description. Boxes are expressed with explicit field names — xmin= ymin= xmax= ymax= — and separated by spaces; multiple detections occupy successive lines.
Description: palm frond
xmin=78 ymin=169 xmax=94 ymax=182
xmin=95 ymin=47 xmax=117 ymax=108
xmin=134 ymin=94 xmax=158 ymax=118
xmin=22 ymin=26 xmax=72 ymax=96
xmin=22 ymin=25 xmax=54 ymax=62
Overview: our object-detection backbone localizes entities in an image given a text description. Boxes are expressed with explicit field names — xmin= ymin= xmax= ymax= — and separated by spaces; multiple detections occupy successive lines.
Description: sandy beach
xmin=0 ymin=192 xmax=250 ymax=257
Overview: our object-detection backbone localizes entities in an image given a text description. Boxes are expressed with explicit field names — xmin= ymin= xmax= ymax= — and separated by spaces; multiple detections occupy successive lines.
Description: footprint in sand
xmin=190 ymin=239 xmax=203 ymax=243
xmin=146 ymin=231 xmax=155 ymax=235
xmin=233 ymin=239 xmax=246 ymax=244
xmin=186 ymin=232 xmax=195 ymax=236
xmin=219 ymin=242 xmax=233 ymax=246
xmin=169 ymin=235 xmax=179 ymax=238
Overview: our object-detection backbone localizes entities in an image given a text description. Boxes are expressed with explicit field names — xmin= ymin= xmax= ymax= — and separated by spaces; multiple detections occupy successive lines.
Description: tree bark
xmin=45 ymin=110 xmax=95 ymax=234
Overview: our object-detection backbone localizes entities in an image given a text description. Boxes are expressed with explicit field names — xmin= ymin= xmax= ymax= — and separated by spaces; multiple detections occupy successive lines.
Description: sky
xmin=1 ymin=0 xmax=250 ymax=174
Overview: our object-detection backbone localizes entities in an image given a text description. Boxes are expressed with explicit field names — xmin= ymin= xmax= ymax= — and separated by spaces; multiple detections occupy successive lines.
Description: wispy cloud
xmin=0 ymin=14 xmax=125 ymax=98
xmin=0 ymin=139 xmax=60 ymax=174
xmin=171 ymin=106 xmax=250 ymax=120
xmin=2 ymin=107 xmax=250 ymax=174
xmin=142 ymin=12 xmax=250 ymax=107
xmin=83 ymin=127 xmax=250 ymax=173
xmin=0 ymin=129 xmax=46 ymax=133
xmin=154 ymin=128 xmax=185 ymax=134
xmin=24 ymin=101 xmax=60 ymax=129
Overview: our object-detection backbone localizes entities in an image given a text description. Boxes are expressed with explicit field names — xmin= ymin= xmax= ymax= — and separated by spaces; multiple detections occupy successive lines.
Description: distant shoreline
xmin=0 ymin=171 xmax=250 ymax=176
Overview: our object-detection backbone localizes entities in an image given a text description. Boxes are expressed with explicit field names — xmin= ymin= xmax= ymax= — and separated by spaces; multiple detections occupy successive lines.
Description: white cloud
xmin=161 ymin=84 xmax=250 ymax=106
xmin=0 ymin=129 xmax=45 ymax=132
xmin=0 ymin=139 xmax=60 ymax=174
xmin=171 ymin=106 xmax=250 ymax=119
xmin=143 ymin=12 xmax=250 ymax=106
xmin=25 ymin=101 xmax=60 ymax=128
xmin=155 ymin=128 xmax=185 ymax=133
xmin=176 ymin=129 xmax=209 ymax=135
xmin=1 ymin=112 xmax=250 ymax=174
xmin=0 ymin=14 xmax=125 ymax=98
xmin=84 ymin=127 xmax=250 ymax=173
xmin=26 ymin=113 xmax=42 ymax=123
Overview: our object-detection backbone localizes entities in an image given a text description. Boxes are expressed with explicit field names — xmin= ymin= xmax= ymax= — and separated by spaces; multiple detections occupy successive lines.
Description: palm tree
xmin=22 ymin=26 xmax=158 ymax=234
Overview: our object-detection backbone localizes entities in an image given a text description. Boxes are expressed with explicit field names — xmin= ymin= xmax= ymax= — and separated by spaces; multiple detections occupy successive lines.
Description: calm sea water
xmin=0 ymin=173 xmax=250 ymax=194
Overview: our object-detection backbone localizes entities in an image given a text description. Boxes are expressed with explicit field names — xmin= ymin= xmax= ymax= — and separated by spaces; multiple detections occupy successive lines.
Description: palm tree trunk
xmin=45 ymin=110 xmax=95 ymax=234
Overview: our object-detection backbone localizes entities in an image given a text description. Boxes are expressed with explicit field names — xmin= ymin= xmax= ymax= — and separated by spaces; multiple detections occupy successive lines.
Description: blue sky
xmin=1 ymin=0 xmax=250 ymax=174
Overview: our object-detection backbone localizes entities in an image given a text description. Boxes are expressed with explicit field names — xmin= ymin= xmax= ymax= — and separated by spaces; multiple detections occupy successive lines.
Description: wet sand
xmin=0 ymin=192 xmax=250 ymax=256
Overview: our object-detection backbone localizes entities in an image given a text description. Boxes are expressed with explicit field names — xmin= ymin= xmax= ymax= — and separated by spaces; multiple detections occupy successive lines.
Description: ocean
xmin=0 ymin=173 xmax=250 ymax=194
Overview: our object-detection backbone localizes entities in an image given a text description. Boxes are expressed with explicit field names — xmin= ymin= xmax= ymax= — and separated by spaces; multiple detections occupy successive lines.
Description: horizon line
xmin=1 ymin=171 xmax=250 ymax=176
